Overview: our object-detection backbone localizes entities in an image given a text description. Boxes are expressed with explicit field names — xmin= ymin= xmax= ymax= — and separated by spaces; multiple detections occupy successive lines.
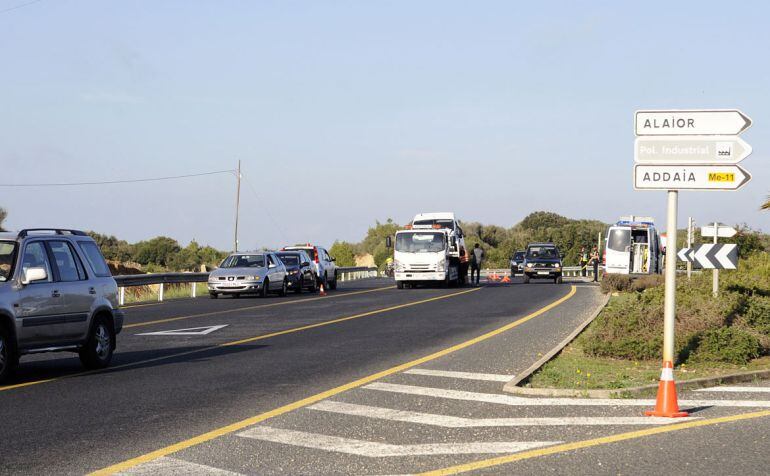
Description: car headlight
xmin=244 ymin=275 xmax=259 ymax=281
xmin=554 ymin=263 xmax=561 ymax=268
xmin=436 ymin=261 xmax=446 ymax=272
xmin=289 ymin=270 xmax=299 ymax=275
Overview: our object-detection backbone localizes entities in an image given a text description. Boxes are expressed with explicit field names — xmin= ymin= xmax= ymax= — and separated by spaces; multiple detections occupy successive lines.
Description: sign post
xmin=686 ymin=217 xmax=693 ymax=280
xmin=635 ymin=108 xmax=752 ymax=418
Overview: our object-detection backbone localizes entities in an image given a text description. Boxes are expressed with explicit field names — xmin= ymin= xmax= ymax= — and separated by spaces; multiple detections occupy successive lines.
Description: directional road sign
xmin=634 ymin=136 xmax=752 ymax=164
xmin=677 ymin=248 xmax=694 ymax=263
xmin=691 ymin=244 xmax=738 ymax=269
xmin=701 ymin=224 xmax=738 ymax=238
xmin=635 ymin=109 xmax=752 ymax=136
xmin=634 ymin=164 xmax=752 ymax=191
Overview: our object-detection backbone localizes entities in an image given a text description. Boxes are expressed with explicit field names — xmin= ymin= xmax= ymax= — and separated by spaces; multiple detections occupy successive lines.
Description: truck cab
xmin=604 ymin=216 xmax=662 ymax=275
xmin=410 ymin=212 xmax=468 ymax=284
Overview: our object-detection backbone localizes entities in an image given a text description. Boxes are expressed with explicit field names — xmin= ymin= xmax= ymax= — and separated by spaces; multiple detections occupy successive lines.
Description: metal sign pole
xmin=713 ymin=221 xmax=719 ymax=297
xmin=234 ymin=160 xmax=241 ymax=252
xmin=687 ymin=217 xmax=693 ymax=280
xmin=663 ymin=190 xmax=678 ymax=365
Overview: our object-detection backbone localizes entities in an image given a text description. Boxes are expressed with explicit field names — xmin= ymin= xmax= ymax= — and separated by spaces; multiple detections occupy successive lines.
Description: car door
xmin=605 ymin=226 xmax=632 ymax=274
xmin=46 ymin=240 xmax=93 ymax=341
xmin=14 ymin=241 xmax=69 ymax=348
xmin=322 ymin=248 xmax=335 ymax=279
xmin=267 ymin=254 xmax=280 ymax=290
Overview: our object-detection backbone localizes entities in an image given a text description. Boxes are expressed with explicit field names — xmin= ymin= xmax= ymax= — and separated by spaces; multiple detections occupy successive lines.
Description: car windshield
xmin=395 ymin=232 xmax=446 ymax=253
xmin=527 ymin=246 xmax=558 ymax=259
xmin=220 ymin=254 xmax=266 ymax=268
xmin=0 ymin=241 xmax=17 ymax=282
xmin=277 ymin=253 xmax=300 ymax=266
xmin=513 ymin=252 xmax=525 ymax=260
xmin=413 ymin=219 xmax=455 ymax=230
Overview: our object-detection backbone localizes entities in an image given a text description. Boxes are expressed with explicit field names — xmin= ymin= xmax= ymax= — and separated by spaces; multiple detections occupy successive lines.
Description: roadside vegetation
xmin=529 ymin=246 xmax=770 ymax=390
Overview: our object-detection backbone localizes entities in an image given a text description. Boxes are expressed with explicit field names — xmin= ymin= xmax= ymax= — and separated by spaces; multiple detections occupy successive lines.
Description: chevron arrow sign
xmin=692 ymin=244 xmax=738 ymax=269
xmin=677 ymin=248 xmax=694 ymax=263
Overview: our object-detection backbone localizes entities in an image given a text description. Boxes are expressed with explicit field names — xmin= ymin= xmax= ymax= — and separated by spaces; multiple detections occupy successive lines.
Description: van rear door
xmin=605 ymin=226 xmax=632 ymax=274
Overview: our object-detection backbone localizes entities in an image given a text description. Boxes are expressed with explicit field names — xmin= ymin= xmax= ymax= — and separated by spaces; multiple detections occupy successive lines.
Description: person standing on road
xmin=471 ymin=243 xmax=484 ymax=285
xmin=590 ymin=247 xmax=600 ymax=282
xmin=579 ymin=246 xmax=588 ymax=277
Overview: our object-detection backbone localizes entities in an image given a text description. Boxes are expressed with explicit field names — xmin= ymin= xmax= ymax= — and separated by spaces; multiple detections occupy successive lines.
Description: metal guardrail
xmin=481 ymin=266 xmax=604 ymax=278
xmin=113 ymin=267 xmax=378 ymax=305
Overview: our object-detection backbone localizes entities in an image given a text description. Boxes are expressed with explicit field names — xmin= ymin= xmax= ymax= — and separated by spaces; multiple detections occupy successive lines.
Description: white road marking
xmin=117 ymin=456 xmax=242 ymax=475
xmin=404 ymin=369 xmax=513 ymax=382
xmin=364 ymin=383 xmax=770 ymax=408
xmin=695 ymin=386 xmax=770 ymax=393
xmin=136 ymin=325 xmax=229 ymax=336
xmin=237 ymin=426 xmax=559 ymax=457
xmin=308 ymin=401 xmax=689 ymax=426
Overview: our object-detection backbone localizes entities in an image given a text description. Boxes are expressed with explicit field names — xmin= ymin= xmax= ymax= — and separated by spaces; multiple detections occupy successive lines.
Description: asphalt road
xmin=2 ymin=277 xmax=768 ymax=475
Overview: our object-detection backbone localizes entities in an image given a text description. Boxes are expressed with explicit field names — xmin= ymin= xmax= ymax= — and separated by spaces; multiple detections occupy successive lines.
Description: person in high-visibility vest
xmin=579 ymin=247 xmax=589 ymax=277
xmin=590 ymin=247 xmax=600 ymax=283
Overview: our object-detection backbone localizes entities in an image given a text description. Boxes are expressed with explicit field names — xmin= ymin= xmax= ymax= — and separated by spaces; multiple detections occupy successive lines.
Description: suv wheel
xmin=79 ymin=315 xmax=115 ymax=370
xmin=523 ymin=275 xmax=530 ymax=284
xmin=279 ymin=279 xmax=288 ymax=297
xmin=555 ymin=276 xmax=563 ymax=284
xmin=295 ymin=277 xmax=304 ymax=294
xmin=0 ymin=326 xmax=17 ymax=383
xmin=329 ymin=272 xmax=338 ymax=290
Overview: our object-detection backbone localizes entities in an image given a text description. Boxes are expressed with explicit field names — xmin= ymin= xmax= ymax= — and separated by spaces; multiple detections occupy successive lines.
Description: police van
xmin=604 ymin=216 xmax=662 ymax=275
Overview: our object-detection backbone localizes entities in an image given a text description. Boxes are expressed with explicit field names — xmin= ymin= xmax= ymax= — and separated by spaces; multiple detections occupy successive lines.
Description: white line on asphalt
xmin=117 ymin=456 xmax=242 ymax=475
xmin=237 ymin=426 xmax=559 ymax=457
xmin=136 ymin=325 xmax=229 ymax=336
xmin=695 ymin=386 xmax=770 ymax=393
xmin=308 ymin=401 xmax=690 ymax=426
xmin=363 ymin=383 xmax=770 ymax=408
xmin=404 ymin=369 xmax=513 ymax=382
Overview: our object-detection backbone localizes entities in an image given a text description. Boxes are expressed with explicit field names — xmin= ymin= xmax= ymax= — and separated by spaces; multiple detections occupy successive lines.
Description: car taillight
xmin=314 ymin=247 xmax=319 ymax=263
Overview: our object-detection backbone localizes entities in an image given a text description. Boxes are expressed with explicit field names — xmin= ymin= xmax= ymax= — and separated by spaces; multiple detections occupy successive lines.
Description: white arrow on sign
xmin=692 ymin=244 xmax=738 ymax=269
xmin=701 ymin=224 xmax=737 ymax=238
xmin=137 ymin=325 xmax=228 ymax=336
xmin=635 ymin=110 xmax=752 ymax=136
xmin=633 ymin=164 xmax=752 ymax=191
xmin=677 ymin=248 xmax=694 ymax=263
xmin=634 ymin=136 xmax=752 ymax=164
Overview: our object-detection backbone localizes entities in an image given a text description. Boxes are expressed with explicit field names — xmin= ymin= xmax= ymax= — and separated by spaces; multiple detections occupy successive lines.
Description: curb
xmin=502 ymin=290 xmax=610 ymax=394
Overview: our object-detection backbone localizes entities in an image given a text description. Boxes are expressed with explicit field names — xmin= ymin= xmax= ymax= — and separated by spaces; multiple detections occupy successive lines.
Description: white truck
xmin=604 ymin=215 xmax=663 ymax=275
xmin=393 ymin=212 xmax=469 ymax=289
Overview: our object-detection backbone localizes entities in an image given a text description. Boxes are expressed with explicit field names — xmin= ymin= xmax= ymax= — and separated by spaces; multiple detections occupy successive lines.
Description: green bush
xmin=691 ymin=327 xmax=761 ymax=365
xmin=600 ymin=274 xmax=634 ymax=293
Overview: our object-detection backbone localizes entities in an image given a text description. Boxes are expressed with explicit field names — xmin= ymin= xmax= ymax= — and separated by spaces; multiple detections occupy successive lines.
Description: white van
xmin=604 ymin=216 xmax=662 ymax=275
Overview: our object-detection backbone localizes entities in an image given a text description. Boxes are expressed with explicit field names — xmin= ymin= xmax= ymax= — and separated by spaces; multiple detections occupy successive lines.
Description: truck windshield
xmin=608 ymin=228 xmax=632 ymax=252
xmin=396 ymin=232 xmax=446 ymax=253
xmin=220 ymin=254 xmax=266 ymax=268
xmin=0 ymin=241 xmax=17 ymax=282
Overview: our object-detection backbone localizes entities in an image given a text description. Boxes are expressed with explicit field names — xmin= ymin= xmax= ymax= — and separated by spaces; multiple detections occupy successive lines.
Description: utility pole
xmin=686 ymin=217 xmax=693 ymax=280
xmin=712 ymin=221 xmax=719 ymax=297
xmin=234 ymin=160 xmax=241 ymax=252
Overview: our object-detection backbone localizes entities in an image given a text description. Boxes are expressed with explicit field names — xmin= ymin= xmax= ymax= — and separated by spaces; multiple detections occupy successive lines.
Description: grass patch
xmin=123 ymin=283 xmax=205 ymax=304
xmin=528 ymin=345 xmax=770 ymax=390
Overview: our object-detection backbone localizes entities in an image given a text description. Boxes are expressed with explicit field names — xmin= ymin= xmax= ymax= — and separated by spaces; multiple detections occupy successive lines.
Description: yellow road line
xmin=0 ymin=287 xmax=471 ymax=393
xmin=90 ymin=286 xmax=576 ymax=475
xmin=419 ymin=409 xmax=770 ymax=475
xmin=124 ymin=285 xmax=394 ymax=329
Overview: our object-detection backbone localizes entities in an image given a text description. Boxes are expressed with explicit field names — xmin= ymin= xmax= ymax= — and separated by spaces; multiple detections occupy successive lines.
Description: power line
xmin=0 ymin=169 xmax=236 ymax=187
xmin=240 ymin=173 xmax=290 ymax=244
xmin=0 ymin=0 xmax=45 ymax=15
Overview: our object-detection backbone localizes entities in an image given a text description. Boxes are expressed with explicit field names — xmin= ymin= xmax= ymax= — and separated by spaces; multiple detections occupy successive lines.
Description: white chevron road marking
xmin=404 ymin=369 xmax=513 ymax=382
xmin=237 ymin=426 xmax=559 ymax=457
xmin=308 ymin=401 xmax=690 ymax=426
xmin=363 ymin=383 xmax=770 ymax=408
xmin=695 ymin=386 xmax=770 ymax=393
xmin=117 ymin=456 xmax=242 ymax=475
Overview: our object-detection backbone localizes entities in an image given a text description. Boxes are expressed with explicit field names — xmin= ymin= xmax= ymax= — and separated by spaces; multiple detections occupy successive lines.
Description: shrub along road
xmin=1 ymin=277 xmax=768 ymax=475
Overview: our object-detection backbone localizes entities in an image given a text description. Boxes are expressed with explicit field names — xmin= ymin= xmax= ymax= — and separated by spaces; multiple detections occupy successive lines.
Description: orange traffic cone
xmin=500 ymin=275 xmax=511 ymax=283
xmin=644 ymin=361 xmax=688 ymax=418
xmin=487 ymin=272 xmax=499 ymax=282
xmin=319 ymin=282 xmax=327 ymax=296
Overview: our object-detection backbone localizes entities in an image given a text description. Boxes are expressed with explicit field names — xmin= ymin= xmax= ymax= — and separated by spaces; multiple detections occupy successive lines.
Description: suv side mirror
xmin=22 ymin=267 xmax=47 ymax=285
xmin=331 ymin=257 xmax=336 ymax=262
xmin=301 ymin=261 xmax=310 ymax=267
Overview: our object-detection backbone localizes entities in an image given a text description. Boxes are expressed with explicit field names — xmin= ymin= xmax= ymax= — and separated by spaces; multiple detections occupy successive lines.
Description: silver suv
xmin=0 ymin=229 xmax=124 ymax=383
xmin=282 ymin=245 xmax=338 ymax=290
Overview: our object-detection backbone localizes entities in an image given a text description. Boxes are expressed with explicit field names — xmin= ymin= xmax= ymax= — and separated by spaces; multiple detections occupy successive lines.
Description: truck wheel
xmin=79 ymin=315 xmax=115 ymax=370
xmin=523 ymin=275 xmax=530 ymax=284
xmin=396 ymin=281 xmax=404 ymax=289
xmin=0 ymin=326 xmax=17 ymax=383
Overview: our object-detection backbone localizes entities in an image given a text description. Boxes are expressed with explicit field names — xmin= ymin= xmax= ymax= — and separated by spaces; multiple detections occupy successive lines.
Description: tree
xmin=0 ymin=207 xmax=6 ymax=232
xmin=329 ymin=241 xmax=356 ymax=267
xmin=132 ymin=236 xmax=181 ymax=267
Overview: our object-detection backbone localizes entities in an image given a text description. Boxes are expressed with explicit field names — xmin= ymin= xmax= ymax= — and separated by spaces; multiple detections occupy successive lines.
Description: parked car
xmin=0 ymin=228 xmax=124 ymax=383
xmin=276 ymin=250 xmax=317 ymax=294
xmin=208 ymin=252 xmax=288 ymax=298
xmin=282 ymin=244 xmax=338 ymax=290
xmin=522 ymin=242 xmax=563 ymax=284
xmin=509 ymin=250 xmax=525 ymax=276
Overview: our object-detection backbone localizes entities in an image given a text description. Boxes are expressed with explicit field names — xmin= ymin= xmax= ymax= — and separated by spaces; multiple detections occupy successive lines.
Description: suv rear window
xmin=78 ymin=241 xmax=112 ymax=277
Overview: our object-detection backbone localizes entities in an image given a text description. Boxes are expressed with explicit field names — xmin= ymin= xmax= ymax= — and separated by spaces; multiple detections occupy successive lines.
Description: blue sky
xmin=1 ymin=1 xmax=768 ymax=250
